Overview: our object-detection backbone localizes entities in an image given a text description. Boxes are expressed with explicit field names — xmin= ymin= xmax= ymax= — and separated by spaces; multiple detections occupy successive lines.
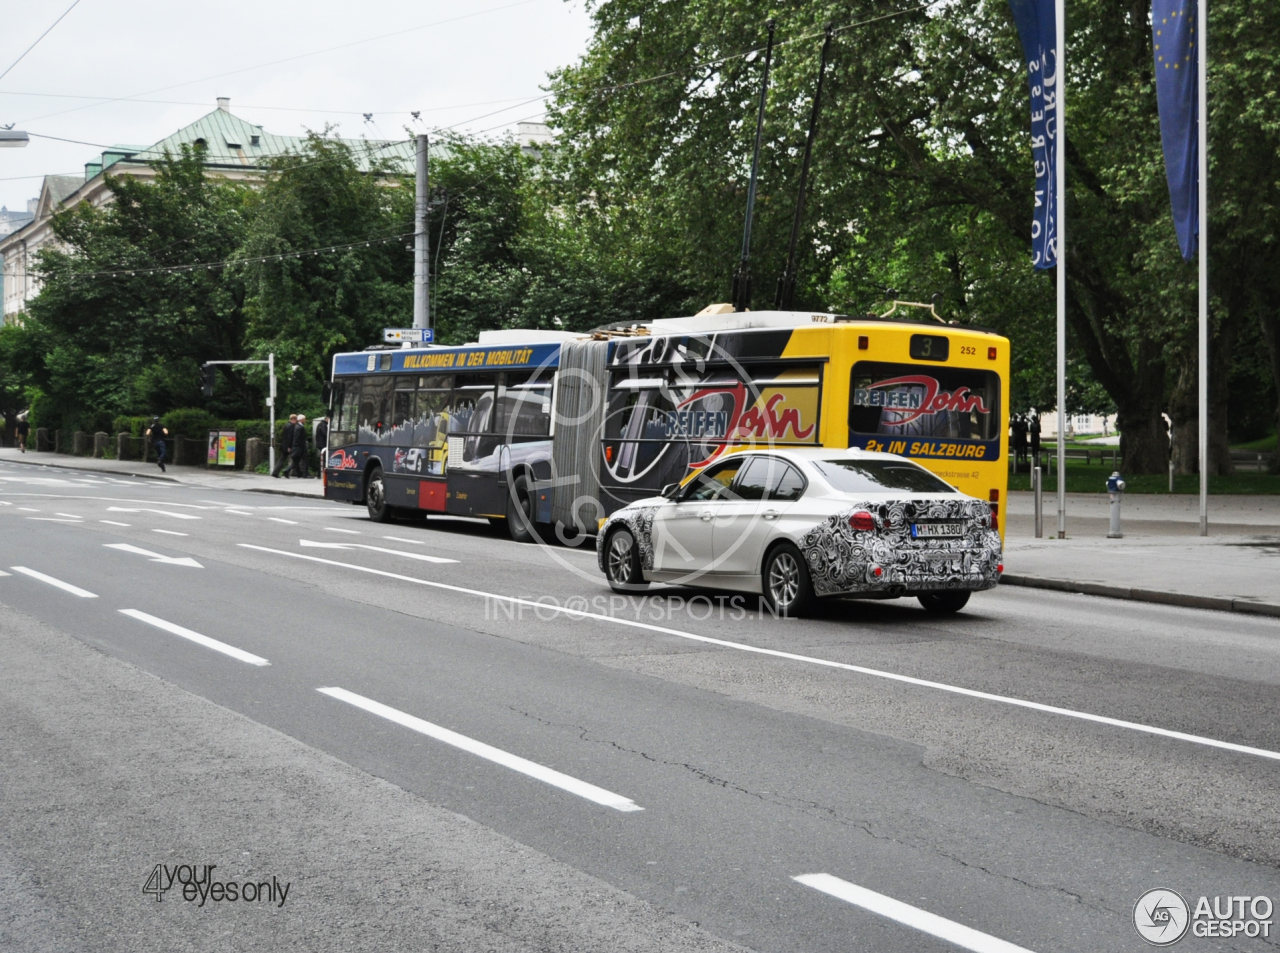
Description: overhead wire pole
xmin=413 ymin=133 xmax=430 ymax=331
xmin=1055 ymin=0 xmax=1067 ymax=540
xmin=732 ymin=19 xmax=776 ymax=313
xmin=1197 ymin=0 xmax=1209 ymax=536
xmin=776 ymin=22 xmax=834 ymax=311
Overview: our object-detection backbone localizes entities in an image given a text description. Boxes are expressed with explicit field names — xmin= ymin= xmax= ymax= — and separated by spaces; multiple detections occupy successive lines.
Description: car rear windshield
xmin=813 ymin=459 xmax=958 ymax=494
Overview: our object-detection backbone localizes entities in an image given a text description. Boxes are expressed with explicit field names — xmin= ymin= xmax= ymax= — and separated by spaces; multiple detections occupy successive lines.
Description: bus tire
xmin=506 ymin=473 xmax=536 ymax=543
xmin=762 ymin=543 xmax=814 ymax=617
xmin=918 ymin=590 xmax=971 ymax=614
xmin=365 ymin=465 xmax=392 ymax=523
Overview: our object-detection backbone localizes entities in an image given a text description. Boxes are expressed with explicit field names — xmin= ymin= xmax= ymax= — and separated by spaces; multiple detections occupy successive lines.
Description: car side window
xmin=769 ymin=464 xmax=807 ymax=501
xmin=732 ymin=458 xmax=773 ymax=501
xmin=683 ymin=460 xmax=744 ymax=502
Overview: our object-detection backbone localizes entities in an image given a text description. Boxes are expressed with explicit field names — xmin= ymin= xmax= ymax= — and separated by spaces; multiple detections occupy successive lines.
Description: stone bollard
xmin=94 ymin=432 xmax=109 ymax=458
xmin=73 ymin=431 xmax=91 ymax=456
xmin=36 ymin=428 xmax=51 ymax=452
xmin=55 ymin=430 xmax=64 ymax=453
xmin=116 ymin=433 xmax=131 ymax=461
xmin=246 ymin=437 xmax=267 ymax=470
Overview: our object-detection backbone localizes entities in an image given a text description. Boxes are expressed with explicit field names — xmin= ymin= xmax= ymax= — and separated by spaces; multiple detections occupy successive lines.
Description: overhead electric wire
xmin=13 ymin=0 xmax=548 ymax=126
xmin=0 ymin=91 xmax=543 ymax=117
xmin=0 ymin=0 xmax=83 ymax=85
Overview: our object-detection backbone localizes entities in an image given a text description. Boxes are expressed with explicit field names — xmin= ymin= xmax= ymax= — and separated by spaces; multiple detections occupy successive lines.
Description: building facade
xmin=0 ymin=99 xmax=417 ymax=323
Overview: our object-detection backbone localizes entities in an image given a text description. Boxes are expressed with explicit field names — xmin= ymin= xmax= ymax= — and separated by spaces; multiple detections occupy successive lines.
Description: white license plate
xmin=912 ymin=522 xmax=964 ymax=539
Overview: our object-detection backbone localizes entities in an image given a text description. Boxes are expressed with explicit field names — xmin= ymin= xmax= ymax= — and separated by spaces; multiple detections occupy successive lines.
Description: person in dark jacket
xmin=289 ymin=414 xmax=309 ymax=479
xmin=15 ymin=413 xmax=30 ymax=453
xmin=272 ymin=414 xmax=298 ymax=478
xmin=145 ymin=417 xmax=170 ymax=472
xmin=313 ymin=416 xmax=329 ymax=477
xmin=1029 ymin=412 xmax=1042 ymax=466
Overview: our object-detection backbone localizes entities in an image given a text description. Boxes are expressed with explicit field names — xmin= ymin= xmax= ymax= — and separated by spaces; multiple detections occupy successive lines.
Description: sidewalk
xmin=0 ymin=447 xmax=324 ymax=498
xmin=1004 ymin=491 xmax=1280 ymax=617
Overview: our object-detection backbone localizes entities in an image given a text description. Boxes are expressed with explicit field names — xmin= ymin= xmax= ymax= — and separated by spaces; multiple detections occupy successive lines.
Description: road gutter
xmin=1000 ymin=573 xmax=1280 ymax=618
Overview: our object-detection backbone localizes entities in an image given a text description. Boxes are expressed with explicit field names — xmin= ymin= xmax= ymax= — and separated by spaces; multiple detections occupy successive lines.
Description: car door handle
xmin=698 ymin=510 xmax=714 ymax=521
xmin=762 ymin=509 xmax=781 ymax=520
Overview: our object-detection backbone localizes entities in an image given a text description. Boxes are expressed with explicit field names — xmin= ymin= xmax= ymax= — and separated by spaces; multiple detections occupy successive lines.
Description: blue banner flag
xmin=1152 ymin=0 xmax=1198 ymax=261
xmin=1008 ymin=0 xmax=1059 ymax=269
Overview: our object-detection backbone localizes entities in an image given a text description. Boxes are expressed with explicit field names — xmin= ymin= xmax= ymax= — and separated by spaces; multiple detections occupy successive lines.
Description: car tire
xmin=604 ymin=527 xmax=647 ymax=593
xmin=762 ymin=543 xmax=814 ymax=617
xmin=365 ymin=465 xmax=393 ymax=523
xmin=918 ymin=590 xmax=971 ymax=614
xmin=506 ymin=473 xmax=536 ymax=543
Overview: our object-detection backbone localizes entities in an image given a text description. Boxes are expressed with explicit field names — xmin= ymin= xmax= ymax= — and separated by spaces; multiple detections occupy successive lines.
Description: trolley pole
xmin=268 ymin=352 xmax=276 ymax=475
xmin=413 ymin=133 xmax=430 ymax=331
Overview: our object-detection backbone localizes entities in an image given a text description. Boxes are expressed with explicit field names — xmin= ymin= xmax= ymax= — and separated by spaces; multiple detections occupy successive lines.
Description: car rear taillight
xmin=997 ymin=563 xmax=1004 ymax=574
xmin=849 ymin=510 xmax=875 ymax=532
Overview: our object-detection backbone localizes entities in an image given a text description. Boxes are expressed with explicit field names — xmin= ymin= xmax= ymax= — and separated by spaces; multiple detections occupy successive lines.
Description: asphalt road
xmin=2 ymin=461 xmax=1278 ymax=953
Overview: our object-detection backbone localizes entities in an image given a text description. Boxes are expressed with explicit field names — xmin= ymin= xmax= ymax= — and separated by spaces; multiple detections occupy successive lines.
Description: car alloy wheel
xmin=764 ymin=543 xmax=813 ymax=616
xmin=605 ymin=528 xmax=646 ymax=593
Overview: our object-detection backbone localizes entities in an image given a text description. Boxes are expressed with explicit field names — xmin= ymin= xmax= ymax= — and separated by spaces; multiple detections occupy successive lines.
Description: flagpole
xmin=1056 ymin=0 xmax=1067 ymax=539
xmin=1197 ymin=0 xmax=1208 ymax=536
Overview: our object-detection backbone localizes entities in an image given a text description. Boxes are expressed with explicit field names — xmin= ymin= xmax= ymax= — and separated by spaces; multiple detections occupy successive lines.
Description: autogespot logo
xmin=1133 ymin=888 xmax=1190 ymax=946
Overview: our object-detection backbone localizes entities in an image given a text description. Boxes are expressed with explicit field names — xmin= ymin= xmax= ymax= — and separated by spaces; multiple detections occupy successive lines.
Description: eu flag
xmin=1152 ymin=0 xmax=1198 ymax=260
xmin=1008 ymin=0 xmax=1059 ymax=269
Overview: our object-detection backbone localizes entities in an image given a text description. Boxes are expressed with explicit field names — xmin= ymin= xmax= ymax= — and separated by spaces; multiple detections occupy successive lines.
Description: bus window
xmin=495 ymin=371 xmax=552 ymax=439
xmin=358 ymin=375 xmax=394 ymax=445
xmin=330 ymin=379 xmax=361 ymax=449
xmin=391 ymin=381 xmax=416 ymax=447
xmin=849 ymin=361 xmax=1001 ymax=446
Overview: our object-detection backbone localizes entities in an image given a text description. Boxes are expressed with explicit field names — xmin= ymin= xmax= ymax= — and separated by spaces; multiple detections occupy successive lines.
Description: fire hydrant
xmin=1107 ymin=471 xmax=1126 ymax=538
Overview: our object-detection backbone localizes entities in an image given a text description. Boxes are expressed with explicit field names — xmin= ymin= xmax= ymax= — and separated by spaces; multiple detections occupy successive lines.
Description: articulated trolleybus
xmin=324 ymin=308 xmax=1010 ymax=541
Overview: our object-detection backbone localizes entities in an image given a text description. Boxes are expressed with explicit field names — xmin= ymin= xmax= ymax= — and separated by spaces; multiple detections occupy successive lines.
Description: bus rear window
xmin=849 ymin=362 xmax=1000 ymax=442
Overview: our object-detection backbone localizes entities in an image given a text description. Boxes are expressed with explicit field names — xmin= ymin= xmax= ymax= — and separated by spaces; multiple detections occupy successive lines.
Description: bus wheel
xmin=918 ymin=591 xmax=970 ymax=615
xmin=366 ymin=465 xmax=392 ymax=523
xmin=506 ymin=474 xmax=535 ymax=543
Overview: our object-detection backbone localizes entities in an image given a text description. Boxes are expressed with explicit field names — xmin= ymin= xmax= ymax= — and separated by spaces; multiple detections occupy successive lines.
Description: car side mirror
xmin=661 ymin=482 xmax=679 ymax=500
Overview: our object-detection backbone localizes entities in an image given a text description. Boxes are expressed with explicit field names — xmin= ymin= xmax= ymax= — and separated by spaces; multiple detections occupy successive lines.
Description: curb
xmin=0 ymin=453 xmax=325 ymax=500
xmin=0 ymin=454 xmax=181 ymax=483
xmin=1000 ymin=573 xmax=1280 ymax=619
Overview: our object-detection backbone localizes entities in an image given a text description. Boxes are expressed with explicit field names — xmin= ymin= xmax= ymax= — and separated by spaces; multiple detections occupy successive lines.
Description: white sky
xmin=0 ymin=0 xmax=594 ymax=211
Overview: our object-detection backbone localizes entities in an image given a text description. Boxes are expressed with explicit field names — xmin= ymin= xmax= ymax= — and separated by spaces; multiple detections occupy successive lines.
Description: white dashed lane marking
xmin=318 ymin=687 xmax=643 ymax=812
xmin=794 ymin=874 xmax=1037 ymax=953
xmin=10 ymin=566 xmax=97 ymax=598
xmin=120 ymin=610 xmax=269 ymax=666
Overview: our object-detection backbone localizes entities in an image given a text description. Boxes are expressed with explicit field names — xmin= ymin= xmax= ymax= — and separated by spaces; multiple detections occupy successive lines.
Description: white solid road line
xmin=104 ymin=543 xmax=202 ymax=568
xmin=18 ymin=507 xmax=39 ymax=511
xmin=268 ymin=517 xmax=298 ymax=524
xmin=242 ymin=545 xmax=1280 ymax=764
xmin=120 ymin=609 xmax=269 ymax=666
xmin=793 ymin=875 xmax=1036 ymax=953
xmin=28 ymin=518 xmax=81 ymax=522
xmin=0 ymin=569 xmax=11 ymax=576
xmin=10 ymin=566 xmax=98 ymax=598
xmin=383 ymin=535 xmax=425 ymax=545
xmin=317 ymin=687 xmax=643 ymax=812
xmin=323 ymin=527 xmax=360 ymax=534
xmin=100 ymin=520 xmax=130 ymax=526
xmin=55 ymin=512 xmax=83 ymax=519
xmin=153 ymin=529 xmax=189 ymax=537
xmin=299 ymin=539 xmax=458 ymax=564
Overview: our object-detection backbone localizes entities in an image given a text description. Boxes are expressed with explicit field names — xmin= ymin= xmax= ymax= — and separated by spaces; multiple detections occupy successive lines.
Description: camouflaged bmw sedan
xmin=597 ymin=448 xmax=1003 ymax=616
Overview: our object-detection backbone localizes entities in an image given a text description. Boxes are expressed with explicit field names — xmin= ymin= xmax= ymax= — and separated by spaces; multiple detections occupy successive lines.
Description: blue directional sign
xmin=383 ymin=327 xmax=435 ymax=344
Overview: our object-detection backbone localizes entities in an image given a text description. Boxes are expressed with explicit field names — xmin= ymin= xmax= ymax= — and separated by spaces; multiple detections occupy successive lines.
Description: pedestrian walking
xmin=1011 ymin=414 xmax=1028 ymax=470
xmin=15 ymin=413 xmax=30 ymax=453
xmin=145 ymin=416 xmax=170 ymax=472
xmin=289 ymin=414 xmax=309 ymax=479
xmin=272 ymin=414 xmax=298 ymax=478
xmin=314 ymin=415 xmax=329 ymax=478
